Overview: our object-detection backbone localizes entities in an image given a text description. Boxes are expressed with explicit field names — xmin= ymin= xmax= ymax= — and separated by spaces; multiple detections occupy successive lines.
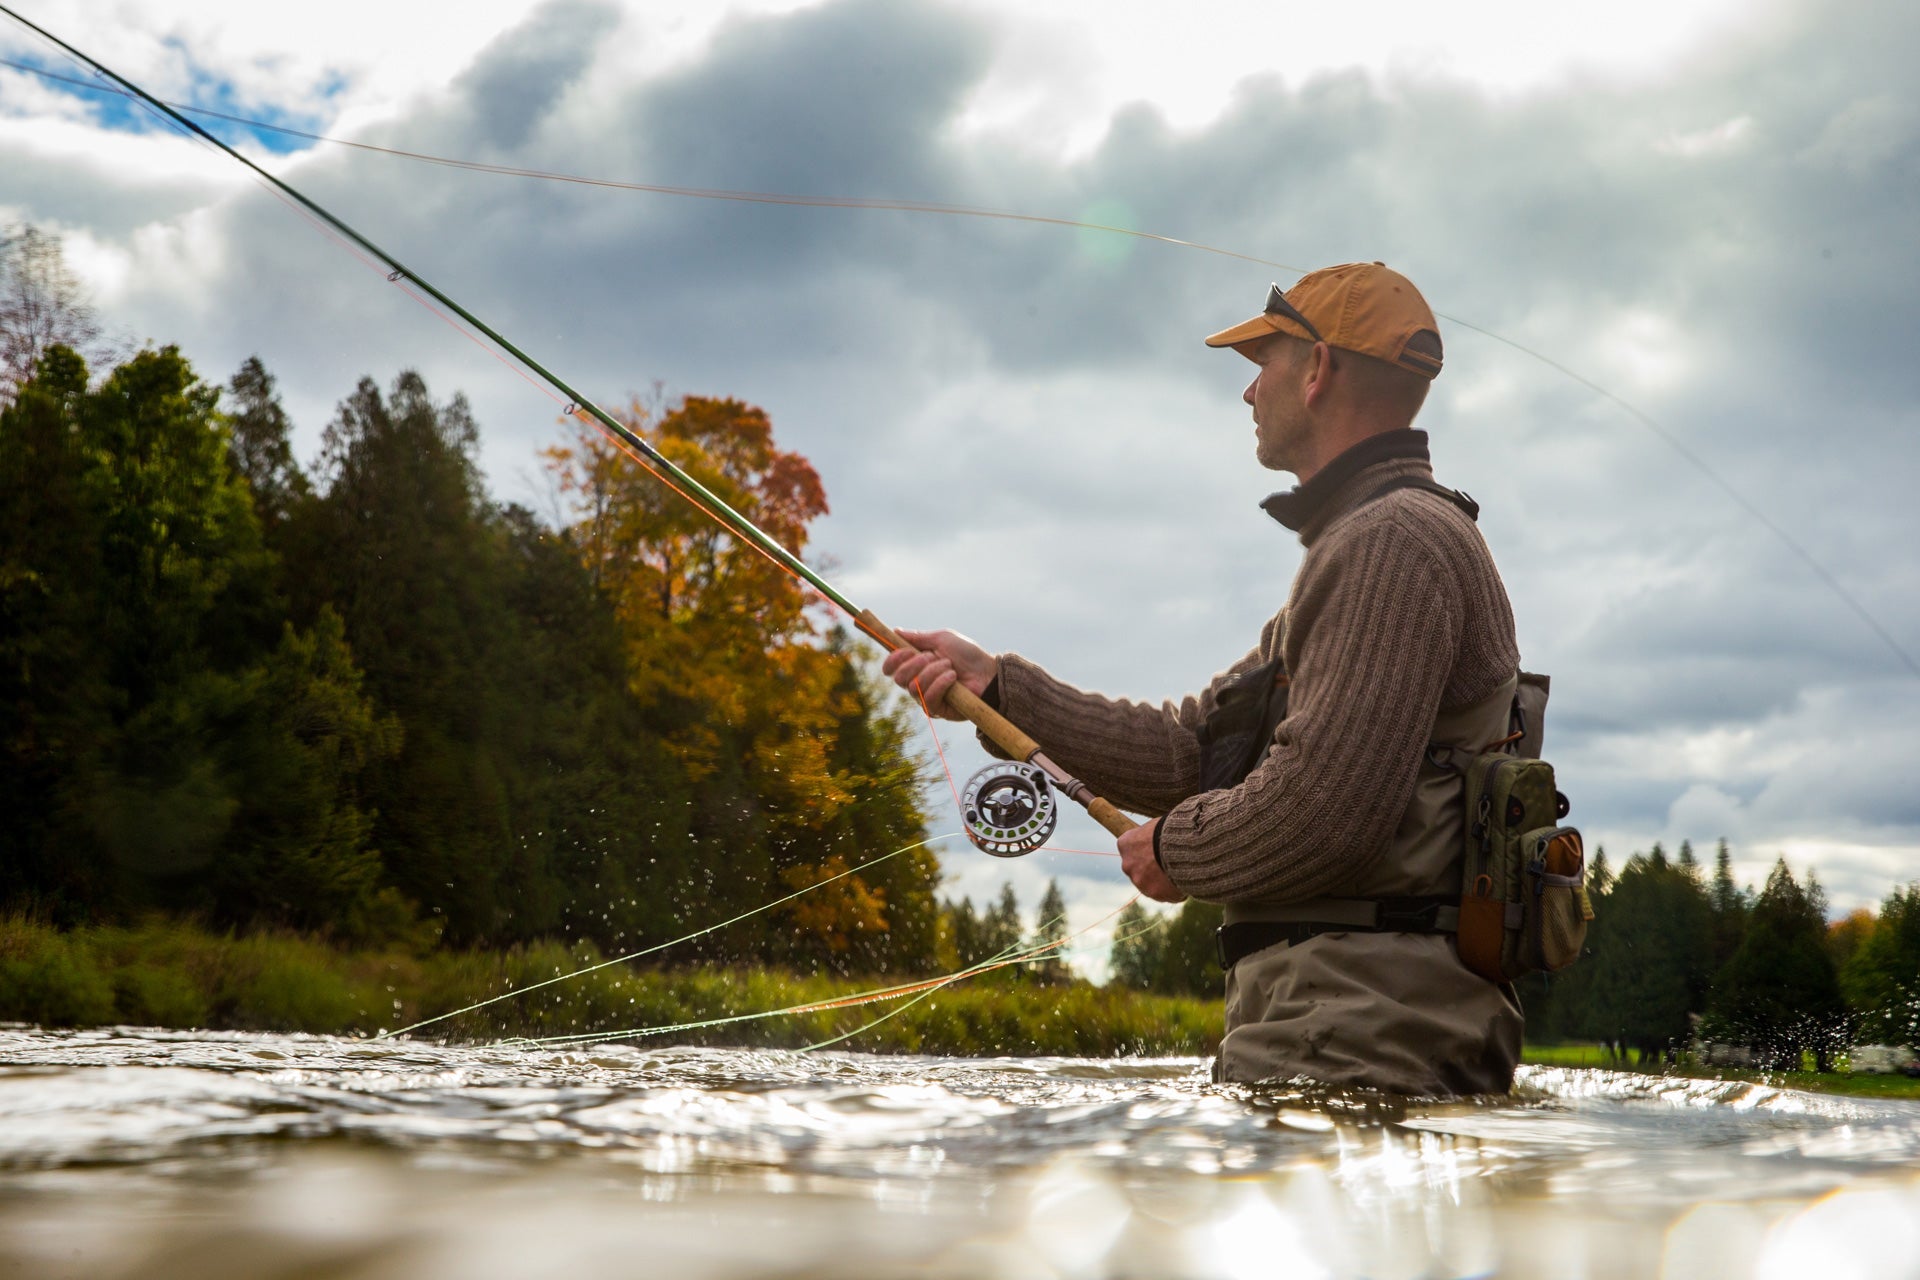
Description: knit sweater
xmin=992 ymin=430 xmax=1519 ymax=904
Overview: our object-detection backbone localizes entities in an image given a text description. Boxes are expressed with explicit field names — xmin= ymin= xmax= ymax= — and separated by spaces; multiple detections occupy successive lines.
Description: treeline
xmin=1102 ymin=840 xmax=1920 ymax=1073
xmin=1522 ymin=841 xmax=1920 ymax=1069
xmin=0 ymin=229 xmax=939 ymax=972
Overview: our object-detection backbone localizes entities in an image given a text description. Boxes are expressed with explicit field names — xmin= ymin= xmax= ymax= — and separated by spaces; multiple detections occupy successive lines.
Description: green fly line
xmin=376 ymin=832 xmax=956 ymax=1041
xmin=4 ymin=9 xmax=1911 ymax=1052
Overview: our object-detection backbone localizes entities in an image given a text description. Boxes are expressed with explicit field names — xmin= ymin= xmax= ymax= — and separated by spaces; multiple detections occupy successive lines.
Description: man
xmin=884 ymin=263 xmax=1524 ymax=1095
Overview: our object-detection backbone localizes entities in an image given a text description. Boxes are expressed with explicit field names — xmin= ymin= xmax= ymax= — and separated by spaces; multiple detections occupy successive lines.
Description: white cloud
xmin=3 ymin=0 xmax=1917 ymax=937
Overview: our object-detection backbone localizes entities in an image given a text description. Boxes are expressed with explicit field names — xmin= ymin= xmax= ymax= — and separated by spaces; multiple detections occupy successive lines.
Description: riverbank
xmin=1522 ymin=1041 xmax=1920 ymax=1098
xmin=0 ymin=916 xmax=1221 ymax=1056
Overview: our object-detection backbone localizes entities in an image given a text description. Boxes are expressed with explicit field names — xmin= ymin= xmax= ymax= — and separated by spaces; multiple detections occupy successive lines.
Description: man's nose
xmin=1243 ymin=376 xmax=1257 ymax=406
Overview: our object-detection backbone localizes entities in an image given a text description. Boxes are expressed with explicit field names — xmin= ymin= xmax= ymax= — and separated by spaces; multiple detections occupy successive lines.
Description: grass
xmin=1523 ymin=1042 xmax=1920 ymax=1099
xmin=0 ymin=915 xmax=1223 ymax=1057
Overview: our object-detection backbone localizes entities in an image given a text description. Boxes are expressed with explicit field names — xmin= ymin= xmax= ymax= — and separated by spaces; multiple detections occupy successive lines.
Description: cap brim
xmin=1204 ymin=312 xmax=1314 ymax=358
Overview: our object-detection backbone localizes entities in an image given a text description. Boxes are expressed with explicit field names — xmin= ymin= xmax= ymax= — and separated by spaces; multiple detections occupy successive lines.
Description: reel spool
xmin=960 ymin=761 xmax=1059 ymax=857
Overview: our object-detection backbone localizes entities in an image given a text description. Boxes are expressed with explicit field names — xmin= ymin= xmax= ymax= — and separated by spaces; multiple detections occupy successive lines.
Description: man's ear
xmin=1301 ymin=341 xmax=1337 ymax=409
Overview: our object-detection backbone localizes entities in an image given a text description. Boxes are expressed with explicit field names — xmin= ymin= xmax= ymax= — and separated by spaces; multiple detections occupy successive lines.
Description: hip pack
xmin=1447 ymin=676 xmax=1594 ymax=984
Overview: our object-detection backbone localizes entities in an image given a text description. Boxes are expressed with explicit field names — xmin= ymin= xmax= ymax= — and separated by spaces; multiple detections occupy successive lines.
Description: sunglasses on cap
xmin=1265 ymin=283 xmax=1326 ymax=345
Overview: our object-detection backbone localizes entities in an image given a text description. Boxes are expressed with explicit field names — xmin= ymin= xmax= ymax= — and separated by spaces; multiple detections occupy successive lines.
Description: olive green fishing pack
xmin=1451 ymin=674 xmax=1594 ymax=985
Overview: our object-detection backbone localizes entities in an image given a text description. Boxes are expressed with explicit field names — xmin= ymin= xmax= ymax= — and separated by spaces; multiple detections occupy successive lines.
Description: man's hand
xmin=1118 ymin=818 xmax=1186 ymax=903
xmin=880 ymin=628 xmax=999 ymax=720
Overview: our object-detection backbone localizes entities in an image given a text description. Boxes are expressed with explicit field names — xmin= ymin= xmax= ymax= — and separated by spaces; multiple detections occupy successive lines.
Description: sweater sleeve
xmin=980 ymin=614 xmax=1283 ymax=818
xmin=1156 ymin=517 xmax=1459 ymax=903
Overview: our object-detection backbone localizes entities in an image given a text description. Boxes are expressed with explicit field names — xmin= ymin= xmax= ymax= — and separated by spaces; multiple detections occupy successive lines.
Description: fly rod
xmin=0 ymin=4 xmax=1135 ymax=854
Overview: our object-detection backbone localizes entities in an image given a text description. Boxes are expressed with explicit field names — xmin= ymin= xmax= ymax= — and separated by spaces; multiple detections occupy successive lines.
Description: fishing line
xmin=375 ymin=832 xmax=952 ymax=1041
xmin=505 ymin=899 xmax=1136 ymax=1052
xmin=2 ymin=46 xmax=1910 ymax=677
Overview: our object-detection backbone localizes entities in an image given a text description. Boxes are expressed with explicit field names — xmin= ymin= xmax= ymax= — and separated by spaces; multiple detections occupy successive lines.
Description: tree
xmin=281 ymin=370 xmax=708 ymax=949
xmin=1108 ymin=901 xmax=1164 ymax=990
xmin=225 ymin=356 xmax=309 ymax=530
xmin=545 ymin=398 xmax=937 ymax=967
xmin=0 ymin=225 xmax=109 ymax=401
xmin=0 ymin=346 xmax=397 ymax=933
xmin=1709 ymin=839 xmax=1748 ymax=973
xmin=1029 ymin=879 xmax=1071 ymax=985
xmin=1843 ymin=884 xmax=1920 ymax=1048
xmin=1705 ymin=859 xmax=1849 ymax=1070
xmin=983 ymin=883 xmax=1024 ymax=959
xmin=1153 ymin=898 xmax=1225 ymax=996
xmin=1577 ymin=848 xmax=1713 ymax=1062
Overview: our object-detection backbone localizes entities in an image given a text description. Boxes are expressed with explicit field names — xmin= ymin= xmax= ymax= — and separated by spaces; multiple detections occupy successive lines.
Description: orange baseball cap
xmin=1205 ymin=261 xmax=1444 ymax=380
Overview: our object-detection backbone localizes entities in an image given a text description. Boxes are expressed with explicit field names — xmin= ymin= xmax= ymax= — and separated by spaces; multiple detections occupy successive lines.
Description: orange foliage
xmin=779 ymin=855 xmax=890 ymax=953
xmin=544 ymin=398 xmax=875 ymax=817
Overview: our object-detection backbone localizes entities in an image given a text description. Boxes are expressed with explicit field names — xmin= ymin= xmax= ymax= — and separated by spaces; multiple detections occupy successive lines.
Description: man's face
xmin=1242 ymin=334 xmax=1310 ymax=474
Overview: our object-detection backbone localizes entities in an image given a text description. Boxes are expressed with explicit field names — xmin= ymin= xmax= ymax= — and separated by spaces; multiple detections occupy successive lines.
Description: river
xmin=2 ymin=1027 xmax=1917 ymax=1278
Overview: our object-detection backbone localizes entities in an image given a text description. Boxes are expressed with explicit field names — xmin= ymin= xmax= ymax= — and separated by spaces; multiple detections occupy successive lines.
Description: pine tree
xmin=225 ymin=356 xmax=308 ymax=530
xmin=1108 ymin=901 xmax=1164 ymax=990
xmin=1705 ymin=859 xmax=1849 ymax=1070
xmin=1030 ymin=879 xmax=1071 ymax=985
xmin=1709 ymin=839 xmax=1748 ymax=973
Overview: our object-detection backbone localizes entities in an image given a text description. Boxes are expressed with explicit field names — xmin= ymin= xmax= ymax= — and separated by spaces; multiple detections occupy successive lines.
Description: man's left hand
xmin=1118 ymin=819 xmax=1186 ymax=903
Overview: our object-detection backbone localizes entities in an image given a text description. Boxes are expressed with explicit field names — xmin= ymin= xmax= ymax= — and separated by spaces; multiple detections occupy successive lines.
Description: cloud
xmin=4 ymin=0 xmax=1917 ymax=928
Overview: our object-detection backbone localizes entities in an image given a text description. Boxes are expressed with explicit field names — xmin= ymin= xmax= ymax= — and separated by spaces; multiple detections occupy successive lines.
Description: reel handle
xmin=858 ymin=610 xmax=1140 ymax=839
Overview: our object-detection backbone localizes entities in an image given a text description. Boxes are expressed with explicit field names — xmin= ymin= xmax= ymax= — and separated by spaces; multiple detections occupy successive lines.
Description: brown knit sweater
xmin=992 ymin=432 xmax=1519 ymax=904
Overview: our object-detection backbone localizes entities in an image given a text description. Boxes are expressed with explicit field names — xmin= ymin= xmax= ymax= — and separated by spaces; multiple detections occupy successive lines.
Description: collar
xmin=1260 ymin=428 xmax=1431 ymax=537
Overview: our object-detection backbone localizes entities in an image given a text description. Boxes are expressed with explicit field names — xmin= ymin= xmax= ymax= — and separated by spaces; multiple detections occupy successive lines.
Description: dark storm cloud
xmin=12 ymin=0 xmax=1916 ymax=910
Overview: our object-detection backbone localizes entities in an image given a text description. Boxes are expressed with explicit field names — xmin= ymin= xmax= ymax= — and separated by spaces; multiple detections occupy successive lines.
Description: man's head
xmin=1206 ymin=263 xmax=1443 ymax=479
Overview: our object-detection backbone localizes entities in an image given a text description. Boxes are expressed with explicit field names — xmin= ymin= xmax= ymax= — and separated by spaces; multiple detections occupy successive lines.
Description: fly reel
xmin=960 ymin=761 xmax=1059 ymax=857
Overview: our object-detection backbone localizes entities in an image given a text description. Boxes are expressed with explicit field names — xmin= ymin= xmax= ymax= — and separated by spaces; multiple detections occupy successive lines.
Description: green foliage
xmin=1842 ymin=883 xmax=1920 ymax=1047
xmin=0 ymin=345 xmax=395 ymax=933
xmin=1703 ymin=859 xmax=1850 ymax=1070
xmin=1153 ymin=899 xmax=1225 ymax=996
xmin=0 ymin=916 xmax=1222 ymax=1055
xmin=1029 ymin=879 xmax=1071 ymax=985
xmin=225 ymin=355 xmax=308 ymax=529
xmin=1107 ymin=901 xmax=1163 ymax=990
xmin=1574 ymin=847 xmax=1714 ymax=1059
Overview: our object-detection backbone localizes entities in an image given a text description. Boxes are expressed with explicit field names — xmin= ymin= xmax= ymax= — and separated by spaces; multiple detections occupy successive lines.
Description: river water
xmin=2 ymin=1028 xmax=1918 ymax=1279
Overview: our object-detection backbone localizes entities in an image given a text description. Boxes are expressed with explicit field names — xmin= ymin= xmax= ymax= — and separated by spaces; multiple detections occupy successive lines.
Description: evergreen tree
xmin=1152 ymin=899 xmax=1225 ymax=997
xmin=941 ymin=896 xmax=986 ymax=968
xmin=1709 ymin=839 xmax=1748 ymax=972
xmin=983 ymin=883 xmax=1024 ymax=959
xmin=0 ymin=346 xmax=394 ymax=931
xmin=225 ymin=356 xmax=308 ymax=530
xmin=281 ymin=371 xmax=705 ymax=947
xmin=1705 ymin=859 xmax=1849 ymax=1070
xmin=1107 ymin=901 xmax=1164 ymax=990
xmin=1030 ymin=879 xmax=1071 ymax=985
xmin=1577 ymin=848 xmax=1713 ymax=1061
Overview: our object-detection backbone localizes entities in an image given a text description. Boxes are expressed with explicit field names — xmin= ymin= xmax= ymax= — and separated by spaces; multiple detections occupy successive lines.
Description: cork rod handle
xmin=856 ymin=610 xmax=1140 ymax=839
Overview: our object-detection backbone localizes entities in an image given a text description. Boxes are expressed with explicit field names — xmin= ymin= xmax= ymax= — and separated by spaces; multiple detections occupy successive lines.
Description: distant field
xmin=1523 ymin=1042 xmax=1920 ymax=1098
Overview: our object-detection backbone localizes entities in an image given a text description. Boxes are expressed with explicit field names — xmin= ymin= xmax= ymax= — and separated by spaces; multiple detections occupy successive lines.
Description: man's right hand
xmin=880 ymin=629 xmax=999 ymax=721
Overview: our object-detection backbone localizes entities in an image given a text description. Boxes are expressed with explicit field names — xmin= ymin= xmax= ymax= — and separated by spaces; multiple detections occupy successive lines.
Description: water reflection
xmin=1 ymin=1027 xmax=1917 ymax=1278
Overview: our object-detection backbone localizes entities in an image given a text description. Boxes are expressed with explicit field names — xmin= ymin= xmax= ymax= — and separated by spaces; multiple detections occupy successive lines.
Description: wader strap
xmin=1215 ymin=896 xmax=1460 ymax=971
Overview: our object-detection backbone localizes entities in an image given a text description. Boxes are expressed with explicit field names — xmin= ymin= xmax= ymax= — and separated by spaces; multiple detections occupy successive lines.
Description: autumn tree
xmin=545 ymin=398 xmax=936 ymax=970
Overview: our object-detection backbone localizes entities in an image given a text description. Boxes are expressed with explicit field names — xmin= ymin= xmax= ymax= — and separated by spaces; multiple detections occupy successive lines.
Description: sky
xmin=3 ymin=0 xmax=1917 ymax=977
